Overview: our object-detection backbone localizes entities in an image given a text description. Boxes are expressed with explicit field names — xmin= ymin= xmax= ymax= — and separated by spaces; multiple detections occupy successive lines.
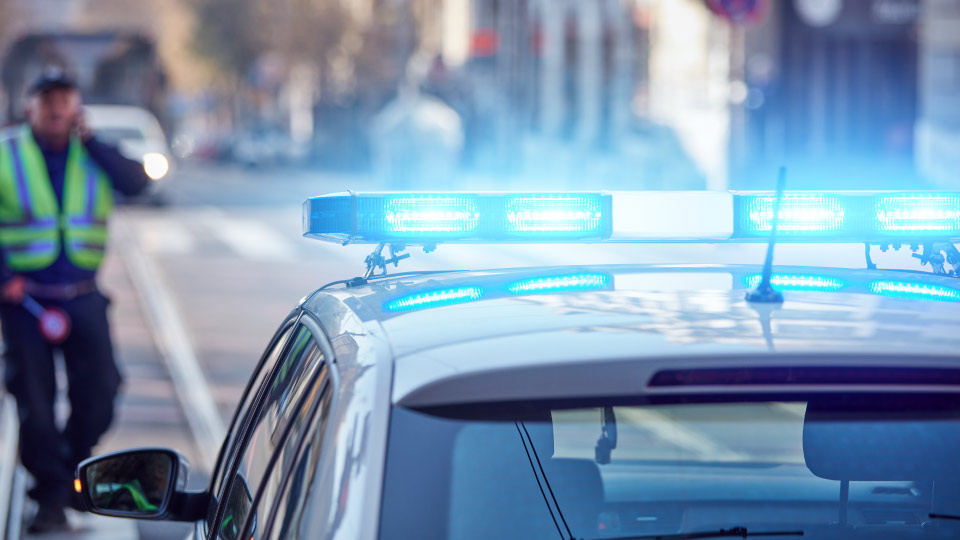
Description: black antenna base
xmin=745 ymin=281 xmax=784 ymax=303
xmin=745 ymin=166 xmax=788 ymax=304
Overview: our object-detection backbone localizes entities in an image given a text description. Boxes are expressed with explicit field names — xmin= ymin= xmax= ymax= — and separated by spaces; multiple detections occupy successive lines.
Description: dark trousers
xmin=0 ymin=291 xmax=121 ymax=506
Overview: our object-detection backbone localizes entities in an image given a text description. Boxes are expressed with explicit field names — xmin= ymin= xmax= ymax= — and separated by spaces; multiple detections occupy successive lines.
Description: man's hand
xmin=1 ymin=275 xmax=26 ymax=303
xmin=72 ymin=110 xmax=93 ymax=142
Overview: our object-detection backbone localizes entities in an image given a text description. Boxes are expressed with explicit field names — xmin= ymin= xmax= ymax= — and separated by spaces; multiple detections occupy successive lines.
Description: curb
xmin=115 ymin=213 xmax=226 ymax=471
xmin=0 ymin=394 xmax=21 ymax=539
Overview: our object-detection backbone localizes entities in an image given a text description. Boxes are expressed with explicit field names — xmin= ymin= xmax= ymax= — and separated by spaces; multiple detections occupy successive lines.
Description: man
xmin=0 ymin=68 xmax=150 ymax=533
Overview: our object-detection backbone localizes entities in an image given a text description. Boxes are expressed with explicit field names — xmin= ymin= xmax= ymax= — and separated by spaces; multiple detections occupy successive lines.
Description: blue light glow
xmin=507 ymin=273 xmax=611 ymax=295
xmin=384 ymin=286 xmax=485 ymax=312
xmin=505 ymin=194 xmax=605 ymax=235
xmin=384 ymin=196 xmax=479 ymax=234
xmin=743 ymin=194 xmax=846 ymax=235
xmin=875 ymin=194 xmax=960 ymax=234
xmin=744 ymin=273 xmax=845 ymax=292
xmin=869 ymin=281 xmax=960 ymax=302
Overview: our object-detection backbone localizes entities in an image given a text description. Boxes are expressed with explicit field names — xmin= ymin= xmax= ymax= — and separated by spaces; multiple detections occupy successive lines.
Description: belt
xmin=24 ymin=279 xmax=98 ymax=301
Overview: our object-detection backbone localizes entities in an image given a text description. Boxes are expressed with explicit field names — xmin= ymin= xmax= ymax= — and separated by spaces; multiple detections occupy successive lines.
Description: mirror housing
xmin=76 ymin=447 xmax=207 ymax=522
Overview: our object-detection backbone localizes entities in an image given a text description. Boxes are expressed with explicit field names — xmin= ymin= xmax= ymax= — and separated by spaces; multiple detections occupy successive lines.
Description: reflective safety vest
xmin=0 ymin=126 xmax=113 ymax=272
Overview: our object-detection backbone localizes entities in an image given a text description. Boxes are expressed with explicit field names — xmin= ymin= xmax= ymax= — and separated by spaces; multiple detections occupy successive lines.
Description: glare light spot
xmin=384 ymin=286 xmax=484 ymax=312
xmin=869 ymin=281 xmax=960 ymax=302
xmin=142 ymin=152 xmax=169 ymax=180
xmin=74 ymin=478 xmax=82 ymax=493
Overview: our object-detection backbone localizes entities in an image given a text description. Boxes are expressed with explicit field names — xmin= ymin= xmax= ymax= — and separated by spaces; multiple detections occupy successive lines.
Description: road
xmin=9 ymin=161 xmax=927 ymax=538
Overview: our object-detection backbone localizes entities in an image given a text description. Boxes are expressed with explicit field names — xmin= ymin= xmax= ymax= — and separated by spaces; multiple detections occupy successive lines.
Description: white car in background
xmin=84 ymin=105 xmax=173 ymax=190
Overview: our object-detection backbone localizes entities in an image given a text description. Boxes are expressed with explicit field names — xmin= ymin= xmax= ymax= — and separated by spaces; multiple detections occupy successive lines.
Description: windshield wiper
xmin=930 ymin=513 xmax=960 ymax=521
xmin=585 ymin=526 xmax=804 ymax=540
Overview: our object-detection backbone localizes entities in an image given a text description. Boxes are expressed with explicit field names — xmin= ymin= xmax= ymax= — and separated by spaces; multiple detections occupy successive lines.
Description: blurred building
xmin=0 ymin=0 xmax=211 ymax=127
xmin=729 ymin=0 xmax=960 ymax=190
xmin=730 ymin=0 xmax=923 ymax=189
xmin=435 ymin=0 xmax=720 ymax=189
xmin=439 ymin=0 xmax=958 ymax=191
xmin=917 ymin=0 xmax=960 ymax=189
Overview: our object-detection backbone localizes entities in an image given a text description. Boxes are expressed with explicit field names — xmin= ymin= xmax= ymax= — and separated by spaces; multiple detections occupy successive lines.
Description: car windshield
xmin=379 ymin=394 xmax=960 ymax=540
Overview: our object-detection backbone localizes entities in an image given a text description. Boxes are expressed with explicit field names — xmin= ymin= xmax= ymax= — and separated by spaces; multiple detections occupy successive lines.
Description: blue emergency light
xmin=303 ymin=191 xmax=960 ymax=244
xmin=304 ymin=192 xmax=612 ymax=243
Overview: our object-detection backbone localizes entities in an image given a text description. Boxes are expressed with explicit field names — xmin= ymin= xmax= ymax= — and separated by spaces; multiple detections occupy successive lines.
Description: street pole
xmin=539 ymin=0 xmax=565 ymax=138
xmin=576 ymin=0 xmax=602 ymax=147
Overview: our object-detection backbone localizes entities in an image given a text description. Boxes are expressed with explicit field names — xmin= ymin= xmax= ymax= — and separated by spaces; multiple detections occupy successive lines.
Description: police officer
xmin=0 ymin=68 xmax=150 ymax=533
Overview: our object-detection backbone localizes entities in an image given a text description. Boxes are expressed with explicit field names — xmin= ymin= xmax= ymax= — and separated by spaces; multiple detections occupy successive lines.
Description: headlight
xmin=143 ymin=153 xmax=169 ymax=180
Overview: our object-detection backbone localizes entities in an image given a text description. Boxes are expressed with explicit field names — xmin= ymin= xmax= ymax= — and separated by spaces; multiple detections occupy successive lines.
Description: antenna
xmin=746 ymin=167 xmax=787 ymax=303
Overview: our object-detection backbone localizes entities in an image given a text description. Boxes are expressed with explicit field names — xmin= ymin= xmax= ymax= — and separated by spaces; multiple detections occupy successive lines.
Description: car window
xmin=217 ymin=326 xmax=324 ymax=540
xmin=378 ymin=395 xmax=960 ymax=540
xmin=245 ymin=363 xmax=334 ymax=540
xmin=207 ymin=321 xmax=296 ymax=528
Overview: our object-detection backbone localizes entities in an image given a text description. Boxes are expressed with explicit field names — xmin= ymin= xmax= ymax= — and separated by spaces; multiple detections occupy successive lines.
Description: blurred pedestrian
xmin=0 ymin=67 xmax=150 ymax=533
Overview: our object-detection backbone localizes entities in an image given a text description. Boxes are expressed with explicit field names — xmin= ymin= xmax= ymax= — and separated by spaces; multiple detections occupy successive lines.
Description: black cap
xmin=28 ymin=67 xmax=78 ymax=96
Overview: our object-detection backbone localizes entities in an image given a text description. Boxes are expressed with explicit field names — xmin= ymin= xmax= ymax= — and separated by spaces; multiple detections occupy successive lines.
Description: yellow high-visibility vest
xmin=0 ymin=126 xmax=113 ymax=271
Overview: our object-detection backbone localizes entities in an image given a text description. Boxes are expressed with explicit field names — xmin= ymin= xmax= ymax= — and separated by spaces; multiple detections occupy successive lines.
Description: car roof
xmin=301 ymin=264 xmax=960 ymax=406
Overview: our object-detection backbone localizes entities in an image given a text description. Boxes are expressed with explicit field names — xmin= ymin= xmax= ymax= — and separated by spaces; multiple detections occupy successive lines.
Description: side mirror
xmin=76 ymin=447 xmax=206 ymax=521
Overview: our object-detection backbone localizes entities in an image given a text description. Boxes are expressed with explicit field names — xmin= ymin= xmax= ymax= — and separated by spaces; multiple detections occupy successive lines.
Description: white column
xmin=538 ymin=0 xmax=566 ymax=136
xmin=575 ymin=0 xmax=602 ymax=144
xmin=916 ymin=0 xmax=960 ymax=187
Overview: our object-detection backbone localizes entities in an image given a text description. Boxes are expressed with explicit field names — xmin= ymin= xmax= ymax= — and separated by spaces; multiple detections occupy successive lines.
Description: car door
xmin=211 ymin=321 xmax=333 ymax=540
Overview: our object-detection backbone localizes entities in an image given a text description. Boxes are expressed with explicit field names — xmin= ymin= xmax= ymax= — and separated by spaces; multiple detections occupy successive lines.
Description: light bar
xmin=305 ymin=192 xmax=612 ymax=243
xmin=304 ymin=191 xmax=960 ymax=244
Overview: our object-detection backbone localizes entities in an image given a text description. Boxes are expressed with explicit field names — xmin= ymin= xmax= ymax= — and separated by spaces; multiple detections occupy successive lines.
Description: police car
xmin=75 ymin=189 xmax=960 ymax=540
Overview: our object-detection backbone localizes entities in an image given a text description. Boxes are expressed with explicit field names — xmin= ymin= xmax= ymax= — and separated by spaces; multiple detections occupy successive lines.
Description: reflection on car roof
xmin=303 ymin=263 xmax=960 ymax=364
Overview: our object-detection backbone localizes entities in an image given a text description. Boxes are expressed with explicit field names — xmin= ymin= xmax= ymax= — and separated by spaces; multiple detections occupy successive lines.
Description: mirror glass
xmin=84 ymin=451 xmax=174 ymax=515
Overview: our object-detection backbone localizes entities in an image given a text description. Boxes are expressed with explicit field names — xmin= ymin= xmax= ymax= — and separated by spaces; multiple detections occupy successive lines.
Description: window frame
xmin=212 ymin=314 xmax=338 ymax=540
xmin=255 ymin=314 xmax=340 ymax=540
xmin=245 ymin=365 xmax=337 ymax=540
xmin=202 ymin=312 xmax=301 ymax=539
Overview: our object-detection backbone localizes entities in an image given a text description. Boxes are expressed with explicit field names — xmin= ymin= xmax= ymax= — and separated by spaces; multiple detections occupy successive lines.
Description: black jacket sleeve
xmin=0 ymin=248 xmax=11 ymax=284
xmin=83 ymin=136 xmax=152 ymax=197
